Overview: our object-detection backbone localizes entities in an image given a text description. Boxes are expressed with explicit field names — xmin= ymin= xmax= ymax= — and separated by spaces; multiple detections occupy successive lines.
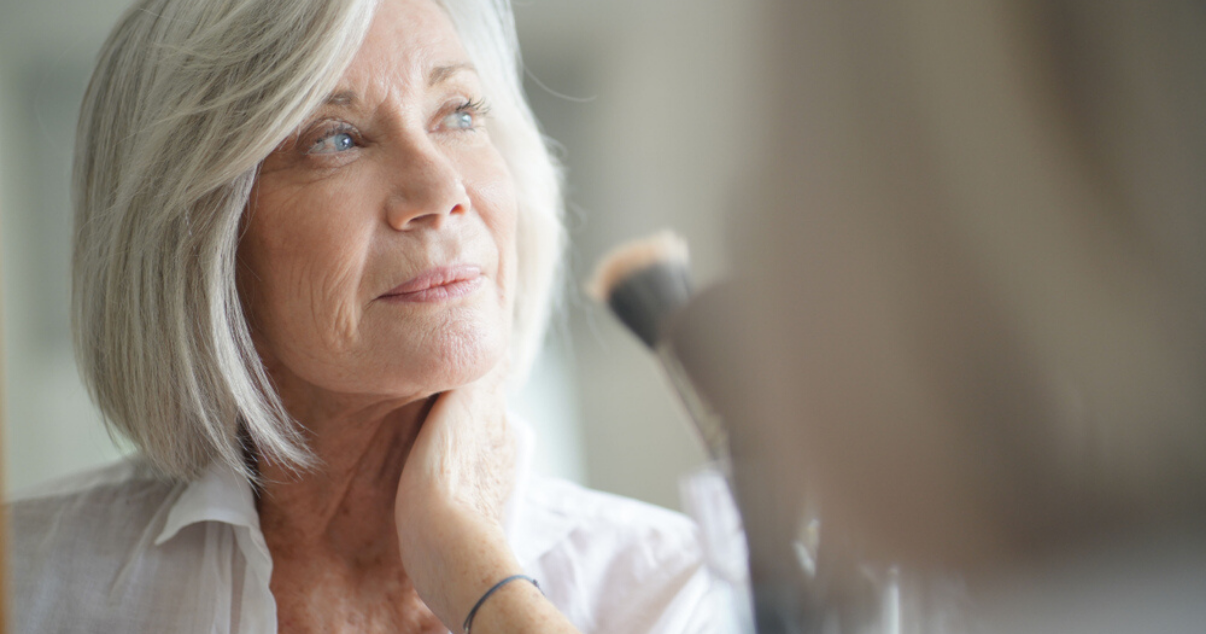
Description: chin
xmin=428 ymin=329 xmax=504 ymax=387
xmin=391 ymin=315 xmax=510 ymax=394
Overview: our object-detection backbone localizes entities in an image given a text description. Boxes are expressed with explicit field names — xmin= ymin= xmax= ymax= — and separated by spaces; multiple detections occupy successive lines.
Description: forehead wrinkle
xmin=322 ymin=60 xmax=474 ymax=108
xmin=326 ymin=0 xmax=479 ymax=107
xmin=313 ymin=58 xmax=478 ymax=129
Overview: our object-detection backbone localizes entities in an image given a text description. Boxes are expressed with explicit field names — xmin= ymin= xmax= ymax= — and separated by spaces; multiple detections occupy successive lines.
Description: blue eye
xmin=443 ymin=110 xmax=475 ymax=130
xmin=310 ymin=131 xmax=357 ymax=154
xmin=441 ymin=98 xmax=490 ymax=132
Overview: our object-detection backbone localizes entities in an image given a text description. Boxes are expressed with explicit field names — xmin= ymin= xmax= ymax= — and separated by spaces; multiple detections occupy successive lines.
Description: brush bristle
xmin=587 ymin=231 xmax=690 ymax=303
xmin=588 ymin=231 xmax=693 ymax=348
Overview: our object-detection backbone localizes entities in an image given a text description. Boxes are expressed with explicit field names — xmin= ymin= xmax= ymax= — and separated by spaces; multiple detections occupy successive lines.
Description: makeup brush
xmin=588 ymin=231 xmax=730 ymax=464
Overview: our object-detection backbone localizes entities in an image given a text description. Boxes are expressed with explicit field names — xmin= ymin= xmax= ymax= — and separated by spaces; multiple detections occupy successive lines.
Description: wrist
xmin=398 ymin=507 xmax=522 ymax=627
xmin=463 ymin=575 xmax=575 ymax=634
xmin=463 ymin=575 xmax=542 ymax=633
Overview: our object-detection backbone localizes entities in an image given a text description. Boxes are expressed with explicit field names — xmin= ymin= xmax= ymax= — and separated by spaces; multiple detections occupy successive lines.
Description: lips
xmin=379 ymin=264 xmax=484 ymax=303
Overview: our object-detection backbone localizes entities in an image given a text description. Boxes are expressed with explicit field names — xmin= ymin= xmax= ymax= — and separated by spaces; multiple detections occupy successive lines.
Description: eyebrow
xmin=428 ymin=62 xmax=476 ymax=87
xmin=325 ymin=91 xmax=356 ymax=106
xmin=321 ymin=63 xmax=478 ymax=108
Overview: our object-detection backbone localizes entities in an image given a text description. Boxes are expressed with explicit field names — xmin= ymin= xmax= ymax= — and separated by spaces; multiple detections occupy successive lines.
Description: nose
xmin=383 ymin=140 xmax=469 ymax=231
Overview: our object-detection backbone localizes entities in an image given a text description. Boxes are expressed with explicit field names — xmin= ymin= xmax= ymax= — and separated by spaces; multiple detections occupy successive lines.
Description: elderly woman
xmin=9 ymin=0 xmax=712 ymax=632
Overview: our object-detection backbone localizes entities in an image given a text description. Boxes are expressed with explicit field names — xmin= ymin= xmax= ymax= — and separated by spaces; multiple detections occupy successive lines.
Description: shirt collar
xmin=154 ymin=458 xmax=261 ymax=546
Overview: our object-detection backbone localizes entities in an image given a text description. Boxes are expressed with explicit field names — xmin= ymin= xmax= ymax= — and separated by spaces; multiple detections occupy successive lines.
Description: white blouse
xmin=8 ymin=422 xmax=716 ymax=633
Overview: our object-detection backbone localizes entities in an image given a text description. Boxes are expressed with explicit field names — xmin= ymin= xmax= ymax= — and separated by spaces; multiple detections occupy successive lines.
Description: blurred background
xmin=0 ymin=0 xmax=758 ymax=509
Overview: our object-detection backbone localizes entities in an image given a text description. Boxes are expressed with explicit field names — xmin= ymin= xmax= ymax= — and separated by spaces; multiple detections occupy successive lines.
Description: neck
xmin=256 ymin=393 xmax=434 ymax=558
xmin=256 ymin=394 xmax=454 ymax=633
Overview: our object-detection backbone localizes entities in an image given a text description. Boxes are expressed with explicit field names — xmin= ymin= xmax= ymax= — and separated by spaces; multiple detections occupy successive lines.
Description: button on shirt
xmin=9 ymin=422 xmax=715 ymax=633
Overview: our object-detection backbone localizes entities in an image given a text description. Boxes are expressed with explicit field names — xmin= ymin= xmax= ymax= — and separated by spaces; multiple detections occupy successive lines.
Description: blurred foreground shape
xmin=676 ymin=0 xmax=1206 ymax=631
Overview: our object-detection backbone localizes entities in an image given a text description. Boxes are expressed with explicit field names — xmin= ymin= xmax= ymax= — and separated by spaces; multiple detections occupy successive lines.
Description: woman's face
xmin=238 ymin=0 xmax=517 ymax=406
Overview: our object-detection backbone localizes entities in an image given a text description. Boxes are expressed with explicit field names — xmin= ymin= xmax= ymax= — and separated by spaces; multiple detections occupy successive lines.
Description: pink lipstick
xmin=380 ymin=264 xmax=484 ymax=303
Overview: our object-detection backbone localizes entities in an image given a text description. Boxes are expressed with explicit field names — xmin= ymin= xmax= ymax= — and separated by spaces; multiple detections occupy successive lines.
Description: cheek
xmin=294 ymin=256 xmax=363 ymax=347
xmin=239 ymin=188 xmax=371 ymax=354
xmin=471 ymin=158 xmax=520 ymax=295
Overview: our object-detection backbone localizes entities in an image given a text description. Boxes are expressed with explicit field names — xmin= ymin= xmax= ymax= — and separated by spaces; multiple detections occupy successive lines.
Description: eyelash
xmin=304 ymin=97 xmax=492 ymax=156
xmin=456 ymin=97 xmax=491 ymax=123
xmin=305 ymin=122 xmax=358 ymax=155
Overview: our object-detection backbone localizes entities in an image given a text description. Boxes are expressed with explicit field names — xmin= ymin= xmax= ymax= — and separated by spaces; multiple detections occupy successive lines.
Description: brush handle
xmin=655 ymin=342 xmax=731 ymax=467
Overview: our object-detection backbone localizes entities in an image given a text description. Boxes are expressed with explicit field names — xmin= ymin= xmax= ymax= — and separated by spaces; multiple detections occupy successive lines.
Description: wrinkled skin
xmin=235 ymin=0 xmax=565 ymax=631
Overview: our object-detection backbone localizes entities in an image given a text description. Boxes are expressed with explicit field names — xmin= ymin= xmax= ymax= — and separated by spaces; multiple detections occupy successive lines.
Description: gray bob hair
xmin=73 ymin=0 xmax=564 ymax=481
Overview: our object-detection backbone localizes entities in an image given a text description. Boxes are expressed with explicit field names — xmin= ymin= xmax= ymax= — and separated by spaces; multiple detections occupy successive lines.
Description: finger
xmin=404 ymin=387 xmax=513 ymax=506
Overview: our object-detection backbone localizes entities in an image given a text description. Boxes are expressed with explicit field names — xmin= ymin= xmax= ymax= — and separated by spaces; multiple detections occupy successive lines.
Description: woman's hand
xmin=395 ymin=366 xmax=580 ymax=634
xmin=393 ymin=364 xmax=522 ymax=629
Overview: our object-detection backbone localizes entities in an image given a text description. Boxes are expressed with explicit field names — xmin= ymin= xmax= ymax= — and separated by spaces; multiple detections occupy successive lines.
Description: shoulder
xmin=8 ymin=457 xmax=186 ymax=633
xmin=11 ymin=453 xmax=168 ymax=498
xmin=9 ymin=455 xmax=178 ymax=546
xmin=517 ymin=478 xmax=717 ymax=633
xmin=11 ymin=454 xmax=172 ymax=520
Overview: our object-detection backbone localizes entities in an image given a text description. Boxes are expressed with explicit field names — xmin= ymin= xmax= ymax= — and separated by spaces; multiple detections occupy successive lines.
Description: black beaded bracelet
xmin=462 ymin=574 xmax=542 ymax=634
